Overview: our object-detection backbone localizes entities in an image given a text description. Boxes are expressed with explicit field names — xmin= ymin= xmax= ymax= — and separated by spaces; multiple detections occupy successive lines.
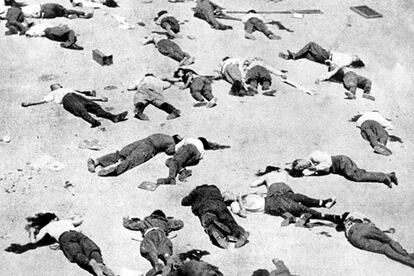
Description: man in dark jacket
xmin=123 ymin=210 xmax=184 ymax=276
xmin=193 ymin=0 xmax=232 ymax=30
xmin=181 ymin=184 xmax=249 ymax=249
xmin=40 ymin=3 xmax=92 ymax=19
xmin=4 ymin=6 xmax=29 ymax=35
xmin=87 ymin=134 xmax=182 ymax=176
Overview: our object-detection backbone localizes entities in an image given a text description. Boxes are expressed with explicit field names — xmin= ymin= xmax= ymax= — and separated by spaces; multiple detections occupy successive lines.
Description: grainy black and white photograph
xmin=1 ymin=0 xmax=413 ymax=275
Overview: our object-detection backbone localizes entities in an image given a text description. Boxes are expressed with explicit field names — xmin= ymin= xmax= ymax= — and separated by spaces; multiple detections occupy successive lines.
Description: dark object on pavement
xmin=350 ymin=5 xmax=383 ymax=18
xmin=93 ymin=49 xmax=113 ymax=66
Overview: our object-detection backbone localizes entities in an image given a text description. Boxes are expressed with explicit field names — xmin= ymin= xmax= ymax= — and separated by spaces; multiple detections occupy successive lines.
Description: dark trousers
xmin=245 ymin=65 xmax=272 ymax=90
xmin=157 ymin=39 xmax=189 ymax=62
xmin=58 ymin=231 xmax=102 ymax=268
xmin=343 ymin=71 xmax=372 ymax=95
xmin=97 ymin=142 xmax=156 ymax=176
xmin=62 ymin=93 xmax=115 ymax=126
xmin=167 ymin=144 xmax=201 ymax=179
xmin=330 ymin=155 xmax=388 ymax=183
xmin=190 ymin=77 xmax=214 ymax=102
xmin=6 ymin=7 xmax=25 ymax=33
xmin=140 ymin=229 xmax=172 ymax=268
xmin=194 ymin=3 xmax=229 ymax=30
xmin=360 ymin=120 xmax=388 ymax=148
xmin=199 ymin=200 xmax=246 ymax=239
xmin=161 ymin=17 xmax=180 ymax=34
xmin=41 ymin=3 xmax=85 ymax=18
xmin=245 ymin=17 xmax=273 ymax=37
xmin=292 ymin=42 xmax=330 ymax=64
xmin=348 ymin=223 xmax=414 ymax=268
xmin=44 ymin=27 xmax=77 ymax=47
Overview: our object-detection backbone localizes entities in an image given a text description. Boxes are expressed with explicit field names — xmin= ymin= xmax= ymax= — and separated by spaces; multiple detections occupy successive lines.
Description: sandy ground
xmin=1 ymin=0 xmax=414 ymax=275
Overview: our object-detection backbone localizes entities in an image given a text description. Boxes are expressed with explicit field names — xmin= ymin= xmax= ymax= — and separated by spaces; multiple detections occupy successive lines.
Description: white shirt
xmin=155 ymin=13 xmax=170 ymax=25
xmin=251 ymin=171 xmax=288 ymax=187
xmin=136 ymin=76 xmax=170 ymax=94
xmin=175 ymin=137 xmax=205 ymax=158
xmin=37 ymin=220 xmax=76 ymax=241
xmin=22 ymin=4 xmax=41 ymax=17
xmin=26 ymin=22 xmax=54 ymax=37
xmin=43 ymin=88 xmax=78 ymax=104
xmin=356 ymin=111 xmax=393 ymax=130
xmin=309 ymin=150 xmax=332 ymax=171
xmin=330 ymin=51 xmax=354 ymax=68
xmin=220 ymin=58 xmax=244 ymax=75
xmin=146 ymin=33 xmax=168 ymax=44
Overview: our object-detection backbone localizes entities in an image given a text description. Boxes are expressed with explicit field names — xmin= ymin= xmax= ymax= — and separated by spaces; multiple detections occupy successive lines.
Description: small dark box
xmin=92 ymin=49 xmax=113 ymax=66
xmin=350 ymin=5 xmax=383 ymax=19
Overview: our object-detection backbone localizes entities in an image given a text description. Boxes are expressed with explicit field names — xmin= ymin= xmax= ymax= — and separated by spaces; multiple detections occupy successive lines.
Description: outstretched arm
xmin=123 ymin=216 xmax=144 ymax=231
xmin=250 ymin=175 xmax=266 ymax=188
xmin=205 ymin=141 xmax=231 ymax=150
xmin=21 ymin=100 xmax=48 ymax=107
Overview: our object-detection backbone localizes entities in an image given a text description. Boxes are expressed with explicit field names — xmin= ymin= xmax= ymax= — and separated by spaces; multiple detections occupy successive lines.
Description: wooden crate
xmin=350 ymin=5 xmax=383 ymax=19
xmin=92 ymin=49 xmax=113 ymax=66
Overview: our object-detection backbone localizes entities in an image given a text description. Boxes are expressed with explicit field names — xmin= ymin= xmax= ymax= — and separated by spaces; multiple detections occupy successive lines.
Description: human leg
xmin=285 ymin=192 xmax=322 ymax=208
xmin=133 ymin=96 xmax=150 ymax=120
xmin=153 ymin=100 xmax=181 ymax=120
xmin=358 ymin=76 xmax=375 ymax=100
xmin=190 ymin=78 xmax=208 ymax=102
xmin=62 ymin=93 xmax=101 ymax=127
xmin=290 ymin=42 xmax=330 ymax=63
xmin=343 ymin=72 xmax=358 ymax=99
xmin=360 ymin=121 xmax=381 ymax=148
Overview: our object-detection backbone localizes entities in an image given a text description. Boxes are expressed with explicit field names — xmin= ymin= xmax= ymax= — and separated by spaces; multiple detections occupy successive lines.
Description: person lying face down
xmin=157 ymin=137 xmax=230 ymax=185
xmin=25 ymin=212 xmax=115 ymax=276
xmin=342 ymin=211 xmax=414 ymax=269
xmin=123 ymin=210 xmax=184 ymax=276
xmin=154 ymin=10 xmax=183 ymax=39
xmin=88 ymin=133 xmax=183 ymax=177
xmin=290 ymin=150 xmax=398 ymax=188
xmin=224 ymin=166 xmax=340 ymax=227
xmin=181 ymin=184 xmax=249 ymax=249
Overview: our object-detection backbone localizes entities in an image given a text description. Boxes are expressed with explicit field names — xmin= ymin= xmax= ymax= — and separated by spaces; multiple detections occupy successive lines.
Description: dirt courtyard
xmin=1 ymin=0 xmax=414 ymax=275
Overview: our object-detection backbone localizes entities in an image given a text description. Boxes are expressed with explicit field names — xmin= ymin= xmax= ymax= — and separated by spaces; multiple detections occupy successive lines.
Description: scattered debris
xmin=1 ymin=135 xmax=11 ymax=143
xmin=104 ymin=85 xmax=118 ymax=90
xmin=93 ymin=49 xmax=113 ymax=66
xmin=78 ymin=139 xmax=103 ymax=151
xmin=38 ymin=73 xmax=59 ymax=82
xmin=30 ymin=154 xmax=65 ymax=171
xmin=350 ymin=5 xmax=383 ymax=19
xmin=138 ymin=181 xmax=160 ymax=191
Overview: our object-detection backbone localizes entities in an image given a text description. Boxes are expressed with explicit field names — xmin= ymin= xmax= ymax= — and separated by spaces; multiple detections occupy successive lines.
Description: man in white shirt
xmin=315 ymin=66 xmax=374 ymax=101
xmin=350 ymin=111 xmax=402 ymax=155
xmin=279 ymin=41 xmax=365 ymax=69
xmin=128 ymin=73 xmax=181 ymax=121
xmin=242 ymin=10 xmax=279 ymax=40
xmin=143 ymin=33 xmax=194 ymax=66
xmin=343 ymin=212 xmax=414 ymax=269
xmin=291 ymin=151 xmax=398 ymax=188
xmin=157 ymin=137 xmax=230 ymax=185
xmin=21 ymin=83 xmax=128 ymax=128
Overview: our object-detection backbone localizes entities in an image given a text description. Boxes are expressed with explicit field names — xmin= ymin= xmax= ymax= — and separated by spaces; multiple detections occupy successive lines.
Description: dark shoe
xmin=234 ymin=232 xmax=249 ymax=248
xmin=206 ymin=225 xmax=228 ymax=249
xmin=19 ymin=26 xmax=29 ymax=35
xmin=134 ymin=113 xmax=150 ymax=121
xmin=91 ymin=121 xmax=102 ymax=128
xmin=87 ymin=158 xmax=96 ymax=173
xmin=295 ymin=213 xmax=312 ymax=227
xmin=166 ymin=110 xmax=180 ymax=120
xmin=262 ymin=90 xmax=277 ymax=97
xmin=156 ymin=178 xmax=176 ymax=185
xmin=383 ymin=178 xmax=392 ymax=188
xmin=247 ymin=86 xmax=258 ymax=95
xmin=113 ymin=111 xmax=128 ymax=123
xmin=287 ymin=50 xmax=295 ymax=59
xmin=70 ymin=44 xmax=84 ymax=50
xmin=344 ymin=92 xmax=356 ymax=100
xmin=362 ymin=93 xmax=375 ymax=101
xmin=389 ymin=172 xmax=398 ymax=186
xmin=5 ymin=30 xmax=18 ymax=36
xmin=83 ymin=13 xmax=94 ymax=19
xmin=98 ymin=166 xmax=116 ymax=177
xmin=281 ymin=212 xmax=296 ymax=227
xmin=145 ymin=263 xmax=163 ymax=276
xmin=178 ymin=169 xmax=192 ymax=181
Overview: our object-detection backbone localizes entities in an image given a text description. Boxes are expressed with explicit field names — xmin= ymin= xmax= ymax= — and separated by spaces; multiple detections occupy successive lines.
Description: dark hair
xmin=198 ymin=137 xmax=210 ymax=150
xmin=349 ymin=114 xmax=362 ymax=122
xmin=157 ymin=10 xmax=168 ymax=17
xmin=252 ymin=269 xmax=270 ymax=276
xmin=289 ymin=159 xmax=306 ymax=177
xmin=247 ymin=9 xmax=257 ymax=14
xmin=173 ymin=68 xmax=197 ymax=79
xmin=172 ymin=134 xmax=182 ymax=144
xmin=222 ymin=56 xmax=230 ymax=61
xmin=151 ymin=209 xmax=166 ymax=219
xmin=255 ymin=166 xmax=281 ymax=176
xmin=350 ymin=59 xmax=365 ymax=68
xmin=25 ymin=213 xmax=58 ymax=234
xmin=145 ymin=73 xmax=155 ymax=77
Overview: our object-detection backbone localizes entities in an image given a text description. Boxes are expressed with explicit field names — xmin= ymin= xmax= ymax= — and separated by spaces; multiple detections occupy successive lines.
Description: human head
xmin=173 ymin=68 xmax=185 ymax=78
xmin=157 ymin=10 xmax=168 ymax=18
xmin=252 ymin=269 xmax=270 ymax=276
xmin=350 ymin=55 xmax=365 ymax=68
xmin=25 ymin=212 xmax=58 ymax=234
xmin=145 ymin=73 xmax=155 ymax=77
xmin=151 ymin=209 xmax=166 ymax=219
xmin=291 ymin=159 xmax=312 ymax=176
xmin=50 ymin=83 xmax=62 ymax=91
xmin=103 ymin=0 xmax=118 ymax=7
xmin=222 ymin=56 xmax=230 ymax=62
xmin=247 ymin=10 xmax=257 ymax=14
xmin=255 ymin=166 xmax=282 ymax=176
xmin=230 ymin=201 xmax=241 ymax=214
xmin=349 ymin=114 xmax=363 ymax=122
